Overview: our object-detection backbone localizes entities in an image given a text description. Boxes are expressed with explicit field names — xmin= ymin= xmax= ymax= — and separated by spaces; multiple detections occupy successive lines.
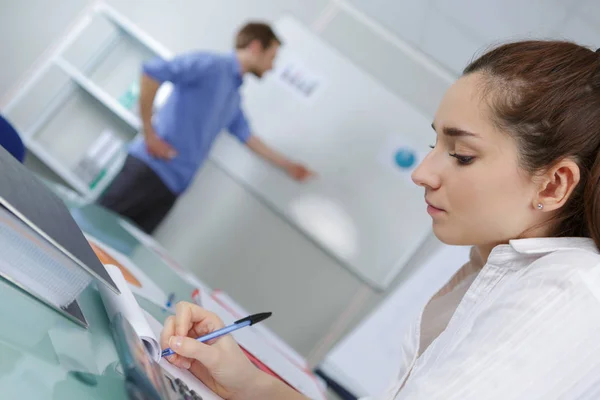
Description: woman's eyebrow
xmin=432 ymin=123 xmax=480 ymax=138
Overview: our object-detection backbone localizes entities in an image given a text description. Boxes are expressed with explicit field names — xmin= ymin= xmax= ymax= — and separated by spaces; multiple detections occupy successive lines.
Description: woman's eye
xmin=449 ymin=153 xmax=475 ymax=166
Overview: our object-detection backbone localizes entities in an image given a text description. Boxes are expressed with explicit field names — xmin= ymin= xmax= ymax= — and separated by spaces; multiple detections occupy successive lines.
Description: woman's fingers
xmin=160 ymin=315 xmax=192 ymax=369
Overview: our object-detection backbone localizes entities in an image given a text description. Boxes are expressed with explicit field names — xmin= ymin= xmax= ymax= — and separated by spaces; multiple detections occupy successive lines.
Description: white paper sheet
xmin=272 ymin=55 xmax=326 ymax=105
xmin=98 ymin=264 xmax=161 ymax=362
xmin=143 ymin=310 xmax=224 ymax=400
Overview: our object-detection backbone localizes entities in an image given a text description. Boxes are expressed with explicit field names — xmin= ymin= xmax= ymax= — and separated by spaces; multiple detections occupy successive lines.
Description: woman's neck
xmin=476 ymin=243 xmax=501 ymax=264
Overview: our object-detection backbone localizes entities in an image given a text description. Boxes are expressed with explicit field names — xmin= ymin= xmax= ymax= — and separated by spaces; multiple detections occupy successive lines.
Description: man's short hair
xmin=235 ymin=22 xmax=282 ymax=50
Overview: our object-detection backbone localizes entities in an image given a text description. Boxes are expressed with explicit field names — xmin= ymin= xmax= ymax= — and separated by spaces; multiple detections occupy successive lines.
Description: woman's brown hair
xmin=464 ymin=41 xmax=600 ymax=248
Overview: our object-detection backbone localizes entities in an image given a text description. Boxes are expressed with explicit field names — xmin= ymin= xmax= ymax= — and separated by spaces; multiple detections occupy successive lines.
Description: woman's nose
xmin=411 ymin=153 xmax=441 ymax=190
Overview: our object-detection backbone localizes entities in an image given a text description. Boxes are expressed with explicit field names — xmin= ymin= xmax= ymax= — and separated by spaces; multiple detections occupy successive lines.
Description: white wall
xmin=0 ymin=0 xmax=91 ymax=102
xmin=345 ymin=0 xmax=600 ymax=75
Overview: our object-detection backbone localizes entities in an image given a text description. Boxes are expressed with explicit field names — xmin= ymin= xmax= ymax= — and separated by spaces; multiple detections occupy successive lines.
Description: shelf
xmin=30 ymin=134 xmax=128 ymax=202
xmin=26 ymin=140 xmax=89 ymax=194
xmin=93 ymin=4 xmax=173 ymax=108
xmin=85 ymin=149 xmax=127 ymax=201
xmin=22 ymin=75 xmax=137 ymax=199
xmin=4 ymin=4 xmax=172 ymax=200
xmin=54 ymin=57 xmax=141 ymax=131
xmin=95 ymin=3 xmax=172 ymax=59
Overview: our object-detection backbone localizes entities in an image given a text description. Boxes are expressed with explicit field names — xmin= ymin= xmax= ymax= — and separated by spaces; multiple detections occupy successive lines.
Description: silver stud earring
xmin=537 ymin=203 xmax=543 ymax=210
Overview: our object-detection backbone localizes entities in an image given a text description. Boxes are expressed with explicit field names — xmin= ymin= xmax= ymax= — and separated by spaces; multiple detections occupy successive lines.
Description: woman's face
xmin=411 ymin=73 xmax=541 ymax=247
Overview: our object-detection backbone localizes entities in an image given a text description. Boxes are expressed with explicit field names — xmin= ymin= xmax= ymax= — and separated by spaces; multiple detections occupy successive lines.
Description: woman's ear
xmin=536 ymin=159 xmax=580 ymax=211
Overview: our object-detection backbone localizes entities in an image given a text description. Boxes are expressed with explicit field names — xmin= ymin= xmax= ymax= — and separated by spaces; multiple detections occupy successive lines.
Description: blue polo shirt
xmin=128 ymin=52 xmax=251 ymax=194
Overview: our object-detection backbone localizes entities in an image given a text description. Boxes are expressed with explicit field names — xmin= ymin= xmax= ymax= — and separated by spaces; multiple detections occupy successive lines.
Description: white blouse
xmin=375 ymin=237 xmax=600 ymax=400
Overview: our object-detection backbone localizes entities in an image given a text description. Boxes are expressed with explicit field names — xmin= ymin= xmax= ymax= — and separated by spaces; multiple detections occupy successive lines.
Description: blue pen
xmin=161 ymin=312 xmax=272 ymax=358
xmin=165 ymin=293 xmax=175 ymax=309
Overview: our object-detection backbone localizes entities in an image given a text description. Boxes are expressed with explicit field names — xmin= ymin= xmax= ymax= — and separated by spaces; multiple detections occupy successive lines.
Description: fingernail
xmin=169 ymin=336 xmax=183 ymax=348
xmin=183 ymin=360 xmax=192 ymax=369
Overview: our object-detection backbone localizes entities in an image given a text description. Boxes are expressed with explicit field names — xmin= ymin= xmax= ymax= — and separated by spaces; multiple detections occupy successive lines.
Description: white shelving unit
xmin=54 ymin=57 xmax=142 ymax=131
xmin=3 ymin=3 xmax=174 ymax=202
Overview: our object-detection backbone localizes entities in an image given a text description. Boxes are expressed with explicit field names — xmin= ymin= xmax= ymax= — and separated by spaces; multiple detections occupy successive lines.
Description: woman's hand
xmin=159 ymin=301 xmax=261 ymax=399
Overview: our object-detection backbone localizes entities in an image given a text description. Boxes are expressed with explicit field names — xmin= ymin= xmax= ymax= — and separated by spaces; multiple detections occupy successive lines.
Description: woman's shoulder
xmin=521 ymin=243 xmax=600 ymax=292
xmin=528 ymin=245 xmax=600 ymax=272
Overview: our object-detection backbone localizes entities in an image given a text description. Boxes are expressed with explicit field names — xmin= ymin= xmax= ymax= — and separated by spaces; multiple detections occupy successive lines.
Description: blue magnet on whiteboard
xmin=394 ymin=148 xmax=416 ymax=169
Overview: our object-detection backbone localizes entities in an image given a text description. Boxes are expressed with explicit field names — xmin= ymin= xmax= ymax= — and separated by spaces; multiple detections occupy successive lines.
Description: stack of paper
xmin=98 ymin=264 xmax=162 ymax=362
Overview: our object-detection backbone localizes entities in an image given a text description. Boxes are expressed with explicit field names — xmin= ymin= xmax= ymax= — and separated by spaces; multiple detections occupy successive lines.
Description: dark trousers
xmin=98 ymin=155 xmax=177 ymax=234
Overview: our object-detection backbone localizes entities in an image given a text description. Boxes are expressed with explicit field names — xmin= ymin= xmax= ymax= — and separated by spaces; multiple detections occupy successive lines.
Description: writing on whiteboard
xmin=273 ymin=57 xmax=325 ymax=103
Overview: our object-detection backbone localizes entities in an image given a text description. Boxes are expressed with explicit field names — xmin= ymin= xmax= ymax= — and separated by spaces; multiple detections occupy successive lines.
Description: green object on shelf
xmin=89 ymin=168 xmax=107 ymax=190
xmin=118 ymin=81 xmax=140 ymax=110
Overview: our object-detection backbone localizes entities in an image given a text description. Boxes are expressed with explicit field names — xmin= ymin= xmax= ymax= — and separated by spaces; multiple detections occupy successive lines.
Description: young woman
xmin=159 ymin=40 xmax=600 ymax=399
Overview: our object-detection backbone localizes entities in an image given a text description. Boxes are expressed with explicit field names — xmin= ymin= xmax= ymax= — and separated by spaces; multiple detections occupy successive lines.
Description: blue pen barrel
xmin=200 ymin=320 xmax=251 ymax=342
xmin=161 ymin=320 xmax=252 ymax=358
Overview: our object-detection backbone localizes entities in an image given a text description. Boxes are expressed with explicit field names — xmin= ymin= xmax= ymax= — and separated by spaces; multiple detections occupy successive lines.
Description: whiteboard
xmin=320 ymin=244 xmax=471 ymax=397
xmin=209 ymin=16 xmax=434 ymax=290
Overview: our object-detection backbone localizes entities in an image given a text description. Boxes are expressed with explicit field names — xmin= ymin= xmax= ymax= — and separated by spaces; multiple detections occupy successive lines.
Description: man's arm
xmin=139 ymin=73 xmax=160 ymax=133
xmin=246 ymin=135 xmax=313 ymax=181
xmin=139 ymin=74 xmax=176 ymax=159
xmin=139 ymin=53 xmax=214 ymax=159
xmin=227 ymin=108 xmax=313 ymax=182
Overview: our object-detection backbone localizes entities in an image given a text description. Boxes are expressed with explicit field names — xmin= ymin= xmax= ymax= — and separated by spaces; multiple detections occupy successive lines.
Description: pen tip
xmin=238 ymin=312 xmax=272 ymax=325
xmin=251 ymin=312 xmax=272 ymax=324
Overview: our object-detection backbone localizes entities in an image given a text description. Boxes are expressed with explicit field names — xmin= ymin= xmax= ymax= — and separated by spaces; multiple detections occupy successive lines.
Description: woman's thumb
xmin=169 ymin=336 xmax=217 ymax=366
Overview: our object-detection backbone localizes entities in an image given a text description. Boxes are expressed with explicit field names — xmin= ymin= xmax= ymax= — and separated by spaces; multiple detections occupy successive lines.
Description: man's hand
xmin=285 ymin=163 xmax=314 ymax=181
xmin=245 ymin=136 xmax=315 ymax=182
xmin=145 ymin=131 xmax=177 ymax=160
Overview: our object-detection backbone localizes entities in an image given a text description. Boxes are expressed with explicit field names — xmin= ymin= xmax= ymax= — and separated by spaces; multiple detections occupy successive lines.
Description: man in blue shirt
xmin=99 ymin=22 xmax=313 ymax=233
